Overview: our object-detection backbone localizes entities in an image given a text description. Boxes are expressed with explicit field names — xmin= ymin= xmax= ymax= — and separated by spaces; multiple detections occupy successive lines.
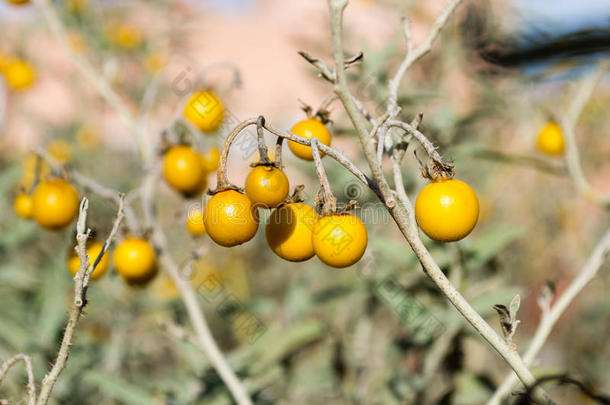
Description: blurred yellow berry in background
xmin=66 ymin=0 xmax=87 ymax=13
xmin=67 ymin=240 xmax=110 ymax=281
xmin=76 ymin=124 xmax=102 ymax=149
xmin=163 ymin=145 xmax=206 ymax=194
xmin=144 ymin=52 xmax=166 ymax=75
xmin=14 ymin=193 xmax=33 ymax=219
xmin=183 ymin=90 xmax=225 ymax=133
xmin=107 ymin=24 xmax=143 ymax=50
xmin=47 ymin=139 xmax=72 ymax=163
xmin=152 ymin=275 xmax=179 ymax=301
xmin=67 ymin=32 xmax=86 ymax=54
xmin=5 ymin=0 xmax=30 ymax=5
xmin=536 ymin=121 xmax=565 ymax=156
xmin=1 ymin=58 xmax=36 ymax=91
xmin=186 ymin=207 xmax=206 ymax=237
xmin=200 ymin=147 xmax=220 ymax=173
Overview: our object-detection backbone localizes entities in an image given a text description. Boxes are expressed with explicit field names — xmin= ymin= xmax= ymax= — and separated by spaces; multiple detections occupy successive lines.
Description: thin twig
xmin=0 ymin=354 xmax=36 ymax=405
xmin=488 ymin=229 xmax=610 ymax=405
xmin=298 ymin=51 xmax=336 ymax=83
xmin=387 ymin=0 xmax=462 ymax=116
xmin=559 ymin=63 xmax=610 ymax=208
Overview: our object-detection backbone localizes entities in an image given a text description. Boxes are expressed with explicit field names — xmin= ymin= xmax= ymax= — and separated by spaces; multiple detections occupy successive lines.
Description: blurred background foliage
xmin=0 ymin=0 xmax=609 ymax=404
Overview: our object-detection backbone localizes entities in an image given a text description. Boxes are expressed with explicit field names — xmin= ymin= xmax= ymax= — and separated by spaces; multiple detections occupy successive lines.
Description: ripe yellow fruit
xmin=183 ymin=91 xmax=225 ymax=133
xmin=266 ymin=202 xmax=318 ymax=262
xmin=162 ymin=145 xmax=205 ymax=194
xmin=5 ymin=0 xmax=29 ymax=5
xmin=47 ymin=139 xmax=72 ymax=163
xmin=312 ymin=214 xmax=367 ymax=268
xmin=67 ymin=240 xmax=110 ymax=280
xmin=32 ymin=179 xmax=80 ymax=230
xmin=200 ymin=147 xmax=220 ymax=173
xmin=414 ymin=179 xmax=479 ymax=242
xmin=186 ymin=207 xmax=206 ymax=236
xmin=536 ymin=122 xmax=565 ymax=156
xmin=203 ymin=190 xmax=259 ymax=247
xmin=113 ymin=238 xmax=158 ymax=286
xmin=14 ymin=193 xmax=33 ymax=219
xmin=245 ymin=165 xmax=290 ymax=208
xmin=289 ymin=118 xmax=332 ymax=160
xmin=2 ymin=59 xmax=35 ymax=91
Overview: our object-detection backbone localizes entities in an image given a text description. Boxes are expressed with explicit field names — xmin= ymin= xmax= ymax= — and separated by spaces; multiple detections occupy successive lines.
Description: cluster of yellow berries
xmin=12 ymin=153 xmax=159 ymax=285
xmin=168 ymin=90 xmax=365 ymax=268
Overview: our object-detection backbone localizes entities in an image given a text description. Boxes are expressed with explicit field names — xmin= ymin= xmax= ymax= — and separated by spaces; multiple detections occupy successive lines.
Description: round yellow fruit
xmin=414 ymin=178 xmax=479 ymax=242
xmin=245 ymin=165 xmax=290 ymax=208
xmin=67 ymin=240 xmax=110 ymax=280
xmin=312 ymin=214 xmax=367 ymax=268
xmin=113 ymin=238 xmax=158 ymax=285
xmin=14 ymin=193 xmax=33 ymax=219
xmin=32 ymin=179 xmax=80 ymax=230
xmin=162 ymin=145 xmax=205 ymax=194
xmin=186 ymin=207 xmax=206 ymax=236
xmin=289 ymin=118 xmax=331 ymax=160
xmin=200 ymin=147 xmax=220 ymax=172
xmin=536 ymin=122 xmax=565 ymax=156
xmin=2 ymin=59 xmax=35 ymax=91
xmin=5 ymin=0 xmax=29 ymax=5
xmin=184 ymin=90 xmax=225 ymax=133
xmin=203 ymin=190 xmax=259 ymax=247
xmin=111 ymin=24 xmax=143 ymax=50
xmin=266 ymin=202 xmax=318 ymax=262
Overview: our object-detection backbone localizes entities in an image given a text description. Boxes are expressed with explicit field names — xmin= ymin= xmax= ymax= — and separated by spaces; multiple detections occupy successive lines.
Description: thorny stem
xmin=326 ymin=0 xmax=552 ymax=403
xmin=310 ymin=138 xmax=337 ymax=214
xmin=0 ymin=354 xmax=36 ymax=405
xmin=487 ymin=229 xmax=610 ymax=405
xmin=36 ymin=198 xmax=125 ymax=405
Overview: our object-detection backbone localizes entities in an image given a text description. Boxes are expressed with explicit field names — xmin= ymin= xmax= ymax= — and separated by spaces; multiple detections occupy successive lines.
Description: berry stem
xmin=216 ymin=117 xmax=258 ymax=189
xmin=310 ymin=138 xmax=337 ymax=214
xmin=255 ymin=115 xmax=272 ymax=164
